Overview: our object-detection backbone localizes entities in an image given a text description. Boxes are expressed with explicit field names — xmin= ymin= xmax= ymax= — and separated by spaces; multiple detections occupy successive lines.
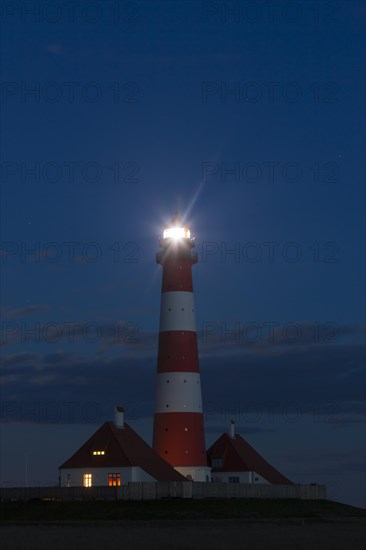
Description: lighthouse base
xmin=174 ymin=466 xmax=212 ymax=482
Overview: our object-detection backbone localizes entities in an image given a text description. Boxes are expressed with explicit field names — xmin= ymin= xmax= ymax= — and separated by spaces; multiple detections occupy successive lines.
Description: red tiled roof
xmin=59 ymin=422 xmax=185 ymax=482
xmin=207 ymin=433 xmax=292 ymax=484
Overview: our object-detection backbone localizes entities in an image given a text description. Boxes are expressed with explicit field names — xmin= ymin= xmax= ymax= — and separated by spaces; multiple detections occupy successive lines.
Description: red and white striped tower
xmin=153 ymin=213 xmax=211 ymax=482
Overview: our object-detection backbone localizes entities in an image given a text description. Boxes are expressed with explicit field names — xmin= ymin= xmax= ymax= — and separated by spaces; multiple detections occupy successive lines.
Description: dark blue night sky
xmin=1 ymin=1 xmax=365 ymax=507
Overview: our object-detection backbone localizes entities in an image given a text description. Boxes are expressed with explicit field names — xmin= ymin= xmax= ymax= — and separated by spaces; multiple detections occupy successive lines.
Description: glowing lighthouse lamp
xmin=163 ymin=225 xmax=190 ymax=240
xmin=153 ymin=213 xmax=211 ymax=482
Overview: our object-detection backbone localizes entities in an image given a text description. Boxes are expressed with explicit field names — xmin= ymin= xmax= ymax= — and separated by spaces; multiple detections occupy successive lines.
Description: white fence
xmin=0 ymin=482 xmax=326 ymax=501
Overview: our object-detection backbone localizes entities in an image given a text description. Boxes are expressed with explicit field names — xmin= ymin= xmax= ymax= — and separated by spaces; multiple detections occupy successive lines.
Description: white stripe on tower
xmin=159 ymin=291 xmax=196 ymax=332
xmin=155 ymin=372 xmax=202 ymax=413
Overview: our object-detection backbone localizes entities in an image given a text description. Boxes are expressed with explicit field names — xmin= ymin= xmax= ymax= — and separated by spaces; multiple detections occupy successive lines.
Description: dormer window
xmin=211 ymin=457 xmax=223 ymax=468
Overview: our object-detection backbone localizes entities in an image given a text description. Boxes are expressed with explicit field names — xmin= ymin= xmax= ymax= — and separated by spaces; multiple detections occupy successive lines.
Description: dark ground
xmin=1 ymin=498 xmax=365 ymax=521
xmin=1 ymin=499 xmax=365 ymax=550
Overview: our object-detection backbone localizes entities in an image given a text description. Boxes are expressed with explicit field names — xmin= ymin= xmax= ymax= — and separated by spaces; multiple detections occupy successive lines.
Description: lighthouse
xmin=152 ymin=213 xmax=211 ymax=482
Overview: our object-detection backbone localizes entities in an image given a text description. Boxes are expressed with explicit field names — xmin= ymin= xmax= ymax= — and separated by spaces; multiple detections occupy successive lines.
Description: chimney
xmin=229 ymin=420 xmax=235 ymax=439
xmin=114 ymin=406 xmax=124 ymax=429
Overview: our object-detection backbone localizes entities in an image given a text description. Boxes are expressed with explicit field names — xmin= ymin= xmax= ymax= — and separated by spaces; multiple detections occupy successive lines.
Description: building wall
xmin=174 ymin=466 xmax=211 ymax=482
xmin=60 ymin=466 xmax=156 ymax=487
xmin=211 ymin=471 xmax=269 ymax=484
xmin=60 ymin=466 xmax=269 ymax=486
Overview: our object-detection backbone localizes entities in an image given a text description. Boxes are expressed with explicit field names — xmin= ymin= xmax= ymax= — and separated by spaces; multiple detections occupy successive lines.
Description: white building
xmin=207 ymin=422 xmax=292 ymax=485
xmin=59 ymin=407 xmax=185 ymax=487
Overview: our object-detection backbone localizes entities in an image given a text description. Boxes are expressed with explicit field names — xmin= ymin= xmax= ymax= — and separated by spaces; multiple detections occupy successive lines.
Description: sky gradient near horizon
xmin=0 ymin=1 xmax=365 ymax=507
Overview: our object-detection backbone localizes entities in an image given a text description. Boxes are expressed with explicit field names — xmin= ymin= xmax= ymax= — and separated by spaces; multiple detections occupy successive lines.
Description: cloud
xmin=3 ymin=305 xmax=49 ymax=318
xmin=197 ymin=321 xmax=364 ymax=354
xmin=45 ymin=44 xmax=63 ymax=55
xmin=0 ymin=319 xmax=158 ymax=353
xmin=0 ymin=322 xmax=364 ymax=428
xmin=281 ymin=449 xmax=366 ymax=476
xmin=1 ymin=352 xmax=39 ymax=368
xmin=204 ymin=422 xmax=274 ymax=435
xmin=1 ymin=331 xmax=364 ymax=426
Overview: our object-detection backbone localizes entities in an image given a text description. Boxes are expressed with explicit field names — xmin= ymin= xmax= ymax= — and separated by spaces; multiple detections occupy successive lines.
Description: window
xmin=83 ymin=474 xmax=92 ymax=487
xmin=228 ymin=476 xmax=240 ymax=484
xmin=108 ymin=473 xmax=121 ymax=487
xmin=211 ymin=458 xmax=223 ymax=468
xmin=92 ymin=450 xmax=105 ymax=455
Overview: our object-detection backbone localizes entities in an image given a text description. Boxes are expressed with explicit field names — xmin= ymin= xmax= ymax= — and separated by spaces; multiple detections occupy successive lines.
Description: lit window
xmin=92 ymin=450 xmax=105 ymax=455
xmin=84 ymin=474 xmax=92 ymax=487
xmin=108 ymin=473 xmax=121 ymax=487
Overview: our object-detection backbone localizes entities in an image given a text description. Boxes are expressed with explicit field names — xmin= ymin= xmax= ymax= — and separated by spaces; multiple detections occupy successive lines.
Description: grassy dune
xmin=1 ymin=498 xmax=365 ymax=522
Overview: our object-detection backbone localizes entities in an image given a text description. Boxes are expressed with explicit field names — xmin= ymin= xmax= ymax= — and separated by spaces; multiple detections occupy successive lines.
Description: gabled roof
xmin=207 ymin=433 xmax=292 ymax=485
xmin=59 ymin=422 xmax=185 ymax=482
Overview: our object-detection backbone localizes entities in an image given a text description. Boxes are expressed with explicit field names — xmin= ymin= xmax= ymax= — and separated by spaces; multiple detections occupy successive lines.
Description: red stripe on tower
xmin=153 ymin=213 xmax=211 ymax=482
